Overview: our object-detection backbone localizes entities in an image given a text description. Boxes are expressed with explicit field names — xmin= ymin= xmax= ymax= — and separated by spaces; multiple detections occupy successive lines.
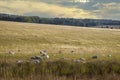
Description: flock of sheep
xmin=73 ymin=54 xmax=111 ymax=63
xmin=9 ymin=50 xmax=49 ymax=64
xmin=8 ymin=50 xmax=112 ymax=64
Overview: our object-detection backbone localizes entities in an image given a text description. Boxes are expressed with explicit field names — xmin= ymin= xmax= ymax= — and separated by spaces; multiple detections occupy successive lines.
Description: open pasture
xmin=0 ymin=21 xmax=120 ymax=80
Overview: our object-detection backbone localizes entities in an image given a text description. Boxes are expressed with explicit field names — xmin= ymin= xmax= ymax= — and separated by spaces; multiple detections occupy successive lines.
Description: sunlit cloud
xmin=0 ymin=0 xmax=98 ymax=19
xmin=0 ymin=0 xmax=120 ymax=20
xmin=74 ymin=0 xmax=90 ymax=3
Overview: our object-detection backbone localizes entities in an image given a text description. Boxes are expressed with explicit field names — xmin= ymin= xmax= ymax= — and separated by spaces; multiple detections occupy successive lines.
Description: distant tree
xmin=0 ymin=13 xmax=120 ymax=27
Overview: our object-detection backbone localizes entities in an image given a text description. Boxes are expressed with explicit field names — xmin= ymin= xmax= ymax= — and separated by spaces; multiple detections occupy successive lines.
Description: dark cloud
xmin=38 ymin=0 xmax=120 ymax=12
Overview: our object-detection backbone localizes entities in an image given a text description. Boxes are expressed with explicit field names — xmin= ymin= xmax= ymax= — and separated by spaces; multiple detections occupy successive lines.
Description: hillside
xmin=0 ymin=21 xmax=120 ymax=61
xmin=0 ymin=21 xmax=120 ymax=80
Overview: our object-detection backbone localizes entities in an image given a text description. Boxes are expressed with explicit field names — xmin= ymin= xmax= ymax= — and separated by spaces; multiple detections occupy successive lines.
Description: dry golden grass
xmin=0 ymin=21 xmax=120 ymax=61
xmin=0 ymin=21 xmax=120 ymax=80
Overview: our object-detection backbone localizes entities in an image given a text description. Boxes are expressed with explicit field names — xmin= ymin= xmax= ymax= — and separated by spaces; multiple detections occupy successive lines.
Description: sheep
xmin=31 ymin=56 xmax=42 ymax=60
xmin=35 ymin=56 xmax=42 ymax=60
xmin=45 ymin=55 xmax=49 ymax=59
xmin=31 ymin=56 xmax=36 ymax=59
xmin=31 ymin=60 xmax=40 ymax=64
xmin=40 ymin=50 xmax=47 ymax=56
xmin=80 ymin=58 xmax=86 ymax=61
xmin=82 ymin=61 xmax=86 ymax=64
xmin=92 ymin=55 xmax=98 ymax=59
xmin=108 ymin=54 xmax=111 ymax=57
xmin=40 ymin=50 xmax=49 ymax=60
xmin=9 ymin=51 xmax=15 ymax=55
xmin=16 ymin=60 xmax=24 ymax=64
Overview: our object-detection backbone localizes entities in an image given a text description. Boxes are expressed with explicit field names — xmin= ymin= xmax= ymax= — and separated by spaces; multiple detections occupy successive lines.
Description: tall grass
xmin=0 ymin=60 xmax=120 ymax=80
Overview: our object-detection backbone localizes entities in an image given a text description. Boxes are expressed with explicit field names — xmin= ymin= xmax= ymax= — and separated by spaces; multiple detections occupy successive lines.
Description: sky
xmin=0 ymin=0 xmax=120 ymax=20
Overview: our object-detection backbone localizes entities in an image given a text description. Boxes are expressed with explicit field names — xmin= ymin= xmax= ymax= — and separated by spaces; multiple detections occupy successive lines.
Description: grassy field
xmin=0 ymin=21 xmax=120 ymax=80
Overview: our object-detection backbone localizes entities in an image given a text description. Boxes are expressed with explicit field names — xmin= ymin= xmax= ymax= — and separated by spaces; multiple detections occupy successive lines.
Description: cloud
xmin=0 ymin=0 xmax=99 ymax=19
xmin=93 ymin=2 xmax=120 ymax=20
xmin=0 ymin=0 xmax=120 ymax=20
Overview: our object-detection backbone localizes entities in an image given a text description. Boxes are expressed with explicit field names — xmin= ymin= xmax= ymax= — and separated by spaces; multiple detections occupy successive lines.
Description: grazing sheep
xmin=81 ymin=61 xmax=86 ymax=64
xmin=16 ymin=60 xmax=24 ymax=64
xmin=31 ymin=60 xmax=40 ymax=64
xmin=45 ymin=55 xmax=49 ymax=59
xmin=31 ymin=56 xmax=42 ymax=60
xmin=92 ymin=55 xmax=98 ymax=59
xmin=80 ymin=58 xmax=86 ymax=61
xmin=40 ymin=50 xmax=49 ymax=60
xmin=108 ymin=54 xmax=111 ymax=57
xmin=31 ymin=56 xmax=36 ymax=59
xmin=9 ymin=51 xmax=15 ymax=55
xmin=35 ymin=56 xmax=42 ymax=60
xmin=40 ymin=50 xmax=47 ymax=56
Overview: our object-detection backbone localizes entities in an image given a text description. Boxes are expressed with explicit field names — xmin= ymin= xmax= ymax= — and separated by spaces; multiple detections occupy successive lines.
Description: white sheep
xmin=45 ymin=55 xmax=49 ymax=59
xmin=16 ymin=60 xmax=24 ymax=64
xmin=108 ymin=54 xmax=111 ymax=57
xmin=40 ymin=50 xmax=47 ymax=56
xmin=9 ymin=51 xmax=15 ymax=55
xmin=82 ymin=61 xmax=86 ymax=64
xmin=40 ymin=50 xmax=49 ymax=60
xmin=80 ymin=58 xmax=86 ymax=61
xmin=31 ymin=60 xmax=40 ymax=64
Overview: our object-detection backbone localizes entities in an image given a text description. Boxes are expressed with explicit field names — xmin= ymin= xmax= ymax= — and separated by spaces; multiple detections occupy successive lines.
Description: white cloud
xmin=0 ymin=0 xmax=99 ymax=18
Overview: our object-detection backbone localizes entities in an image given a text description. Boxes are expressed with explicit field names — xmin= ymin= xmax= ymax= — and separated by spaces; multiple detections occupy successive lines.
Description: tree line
xmin=0 ymin=13 xmax=120 ymax=27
